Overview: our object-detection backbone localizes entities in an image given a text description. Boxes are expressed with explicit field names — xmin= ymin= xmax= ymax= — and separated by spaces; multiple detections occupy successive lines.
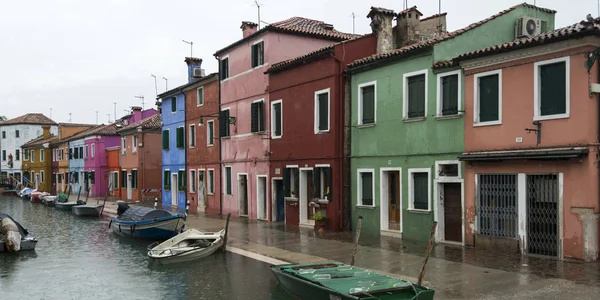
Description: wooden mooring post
xmin=417 ymin=221 xmax=437 ymax=285
xmin=350 ymin=216 xmax=363 ymax=266
xmin=221 ymin=213 xmax=232 ymax=253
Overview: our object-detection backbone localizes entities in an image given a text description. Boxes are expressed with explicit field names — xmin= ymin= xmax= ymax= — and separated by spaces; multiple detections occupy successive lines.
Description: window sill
xmin=285 ymin=197 xmax=299 ymax=202
xmin=207 ymin=144 xmax=214 ymax=147
xmin=356 ymin=204 xmax=375 ymax=209
xmin=315 ymin=130 xmax=330 ymax=135
xmin=435 ymin=114 xmax=463 ymax=121
xmin=357 ymin=124 xmax=375 ymax=129
xmin=473 ymin=120 xmax=501 ymax=127
xmin=207 ymin=192 xmax=214 ymax=195
xmin=251 ymin=131 xmax=268 ymax=135
xmin=197 ymin=104 xmax=204 ymax=107
xmin=221 ymin=136 xmax=231 ymax=140
xmin=271 ymin=135 xmax=282 ymax=139
xmin=403 ymin=117 xmax=426 ymax=123
xmin=313 ymin=199 xmax=330 ymax=205
xmin=407 ymin=209 xmax=431 ymax=214
xmin=189 ymin=146 xmax=196 ymax=149
xmin=533 ymin=114 xmax=569 ymax=121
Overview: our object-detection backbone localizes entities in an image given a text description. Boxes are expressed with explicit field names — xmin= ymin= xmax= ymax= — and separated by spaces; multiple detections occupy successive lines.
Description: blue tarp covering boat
xmin=109 ymin=202 xmax=185 ymax=239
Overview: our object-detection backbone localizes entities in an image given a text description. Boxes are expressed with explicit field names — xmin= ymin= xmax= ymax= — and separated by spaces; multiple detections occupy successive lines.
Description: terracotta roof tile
xmin=421 ymin=12 xmax=447 ymax=22
xmin=58 ymin=122 xmax=97 ymax=127
xmin=397 ymin=6 xmax=423 ymax=17
xmin=432 ymin=60 xmax=458 ymax=69
xmin=348 ymin=2 xmax=557 ymax=69
xmin=1 ymin=113 xmax=57 ymax=126
xmin=22 ymin=135 xmax=59 ymax=148
xmin=117 ymin=114 xmax=162 ymax=133
xmin=215 ymin=16 xmax=360 ymax=56
xmin=367 ymin=6 xmax=396 ymax=18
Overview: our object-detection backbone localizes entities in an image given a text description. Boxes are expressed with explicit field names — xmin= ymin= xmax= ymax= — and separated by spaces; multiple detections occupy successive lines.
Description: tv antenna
xmin=106 ymin=114 xmax=111 ymax=123
xmin=50 ymin=108 xmax=52 ymax=119
xmin=150 ymin=74 xmax=158 ymax=98
xmin=182 ymin=40 xmax=193 ymax=57
xmin=162 ymin=77 xmax=168 ymax=91
xmin=113 ymin=102 xmax=117 ymax=122
xmin=95 ymin=111 xmax=98 ymax=124
xmin=68 ymin=113 xmax=72 ymax=123
xmin=254 ymin=1 xmax=262 ymax=29
xmin=352 ymin=13 xmax=355 ymax=34
xmin=135 ymin=95 xmax=145 ymax=111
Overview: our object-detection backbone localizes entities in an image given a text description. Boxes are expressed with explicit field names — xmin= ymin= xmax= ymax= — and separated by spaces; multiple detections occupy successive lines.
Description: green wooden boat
xmin=270 ymin=262 xmax=435 ymax=300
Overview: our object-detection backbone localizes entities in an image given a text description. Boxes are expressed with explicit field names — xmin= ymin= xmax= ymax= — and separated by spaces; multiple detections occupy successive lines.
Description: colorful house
xmin=0 ymin=113 xmax=57 ymax=185
xmin=116 ymin=114 xmax=162 ymax=202
xmin=453 ymin=18 xmax=600 ymax=261
xmin=345 ymin=4 xmax=556 ymax=242
xmin=213 ymin=18 xmax=359 ymax=219
xmin=264 ymin=34 xmax=377 ymax=229
xmin=68 ymin=133 xmax=88 ymax=196
xmin=106 ymin=146 xmax=121 ymax=198
xmin=21 ymin=125 xmax=57 ymax=192
xmin=183 ymin=67 xmax=220 ymax=214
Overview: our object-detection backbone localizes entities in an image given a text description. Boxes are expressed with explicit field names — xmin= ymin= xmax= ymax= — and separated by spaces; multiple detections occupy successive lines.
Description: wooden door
xmin=388 ymin=172 xmax=401 ymax=231
xmin=306 ymin=171 xmax=314 ymax=220
xmin=443 ymin=183 xmax=462 ymax=242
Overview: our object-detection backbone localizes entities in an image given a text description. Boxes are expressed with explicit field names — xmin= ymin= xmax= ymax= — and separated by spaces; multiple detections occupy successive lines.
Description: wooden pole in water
xmin=350 ymin=216 xmax=363 ymax=266
xmin=417 ymin=221 xmax=437 ymax=285
xmin=76 ymin=186 xmax=82 ymax=202
xmin=221 ymin=213 xmax=231 ymax=253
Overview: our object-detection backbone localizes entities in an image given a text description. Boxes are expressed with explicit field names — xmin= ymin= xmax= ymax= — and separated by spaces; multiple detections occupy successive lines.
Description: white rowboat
xmin=147 ymin=228 xmax=225 ymax=264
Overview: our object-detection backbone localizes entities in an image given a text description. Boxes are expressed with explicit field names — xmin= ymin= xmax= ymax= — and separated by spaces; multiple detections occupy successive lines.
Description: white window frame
xmin=220 ymin=55 xmax=230 ymax=81
xmin=40 ymin=149 xmax=44 ymax=162
xmin=436 ymin=69 xmax=462 ymax=117
xmin=206 ymin=120 xmax=215 ymax=146
xmin=41 ymin=170 xmax=45 ymax=183
xmin=91 ymin=143 xmax=95 ymax=158
xmin=358 ymin=81 xmax=377 ymax=126
xmin=473 ymin=69 xmax=502 ymax=127
xmin=251 ymin=39 xmax=265 ymax=68
xmin=30 ymin=150 xmax=35 ymax=162
xmin=407 ymin=168 xmax=432 ymax=212
xmin=314 ymin=88 xmax=331 ymax=134
xmin=84 ymin=145 xmax=89 ymax=158
xmin=121 ymin=136 xmax=127 ymax=154
xmin=197 ymin=87 xmax=204 ymax=107
xmin=189 ymin=124 xmax=196 ymax=148
xmin=207 ymin=169 xmax=215 ymax=195
xmin=189 ymin=169 xmax=197 ymax=193
xmin=356 ymin=168 xmax=376 ymax=207
xmin=402 ymin=69 xmax=429 ymax=120
xmin=132 ymin=136 xmax=138 ymax=153
xmin=270 ymin=99 xmax=283 ymax=139
xmin=252 ymin=98 xmax=265 ymax=133
xmin=533 ymin=56 xmax=570 ymax=121
xmin=224 ymin=166 xmax=232 ymax=195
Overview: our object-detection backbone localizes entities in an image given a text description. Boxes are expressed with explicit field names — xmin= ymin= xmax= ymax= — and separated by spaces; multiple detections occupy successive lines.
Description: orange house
xmin=455 ymin=20 xmax=600 ymax=261
xmin=106 ymin=146 xmax=121 ymax=199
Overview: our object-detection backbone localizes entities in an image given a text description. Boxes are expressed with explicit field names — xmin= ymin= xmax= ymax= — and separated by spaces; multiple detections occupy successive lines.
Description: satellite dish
xmin=526 ymin=19 xmax=537 ymax=35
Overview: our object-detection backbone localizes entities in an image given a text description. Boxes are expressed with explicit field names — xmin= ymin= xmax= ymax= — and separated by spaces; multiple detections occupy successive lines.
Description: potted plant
xmin=313 ymin=210 xmax=328 ymax=231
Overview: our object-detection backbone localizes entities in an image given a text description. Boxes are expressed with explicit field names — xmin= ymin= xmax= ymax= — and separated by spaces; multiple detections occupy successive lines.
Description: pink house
xmin=213 ymin=18 xmax=358 ymax=220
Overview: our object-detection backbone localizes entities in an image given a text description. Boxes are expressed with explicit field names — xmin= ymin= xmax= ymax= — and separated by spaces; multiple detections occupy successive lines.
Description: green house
xmin=346 ymin=4 xmax=556 ymax=242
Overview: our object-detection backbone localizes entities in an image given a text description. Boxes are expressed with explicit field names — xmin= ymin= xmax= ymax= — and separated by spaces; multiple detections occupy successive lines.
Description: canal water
xmin=0 ymin=196 xmax=292 ymax=299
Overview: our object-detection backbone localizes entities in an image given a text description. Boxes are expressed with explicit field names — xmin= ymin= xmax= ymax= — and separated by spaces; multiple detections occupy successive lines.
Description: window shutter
xmin=90 ymin=172 xmax=95 ymax=184
xmin=258 ymin=101 xmax=265 ymax=131
xmin=361 ymin=173 xmax=373 ymax=206
xmin=171 ymin=97 xmax=177 ymax=112
xmin=226 ymin=168 xmax=232 ymax=194
xmin=251 ymin=44 xmax=257 ymax=67
xmin=219 ymin=111 xmax=229 ymax=137
xmin=313 ymin=167 xmax=321 ymax=198
xmin=121 ymin=170 xmax=126 ymax=188
xmin=274 ymin=103 xmax=282 ymax=136
xmin=176 ymin=127 xmax=184 ymax=148
xmin=325 ymin=167 xmax=332 ymax=200
xmin=162 ymin=130 xmax=169 ymax=150
xmin=408 ymin=74 xmax=425 ymax=118
xmin=540 ymin=62 xmax=566 ymax=116
xmin=442 ymin=74 xmax=459 ymax=115
xmin=361 ymin=86 xmax=375 ymax=124
xmin=250 ymin=102 xmax=258 ymax=132
xmin=478 ymin=74 xmax=499 ymax=122
xmin=413 ymin=173 xmax=428 ymax=210
xmin=259 ymin=42 xmax=264 ymax=65
xmin=318 ymin=93 xmax=328 ymax=131
xmin=282 ymin=168 xmax=290 ymax=197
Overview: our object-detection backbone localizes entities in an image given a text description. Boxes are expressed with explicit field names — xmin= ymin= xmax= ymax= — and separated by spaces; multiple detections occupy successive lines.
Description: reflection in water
xmin=0 ymin=196 xmax=291 ymax=299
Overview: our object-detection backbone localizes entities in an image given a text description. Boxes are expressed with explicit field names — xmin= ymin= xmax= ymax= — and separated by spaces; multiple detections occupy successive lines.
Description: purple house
xmin=81 ymin=107 xmax=157 ymax=197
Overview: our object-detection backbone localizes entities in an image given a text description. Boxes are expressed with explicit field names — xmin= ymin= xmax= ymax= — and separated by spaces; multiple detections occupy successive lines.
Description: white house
xmin=0 ymin=113 xmax=57 ymax=184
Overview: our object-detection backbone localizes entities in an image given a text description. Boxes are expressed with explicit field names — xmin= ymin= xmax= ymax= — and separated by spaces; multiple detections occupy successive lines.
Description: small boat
xmin=19 ymin=188 xmax=36 ymax=199
xmin=54 ymin=201 xmax=82 ymax=211
xmin=147 ymin=228 xmax=225 ymax=264
xmin=270 ymin=262 xmax=435 ymax=300
xmin=109 ymin=201 xmax=185 ymax=239
xmin=0 ymin=212 xmax=38 ymax=252
xmin=30 ymin=192 xmax=49 ymax=203
xmin=41 ymin=195 xmax=57 ymax=207
xmin=72 ymin=204 xmax=104 ymax=217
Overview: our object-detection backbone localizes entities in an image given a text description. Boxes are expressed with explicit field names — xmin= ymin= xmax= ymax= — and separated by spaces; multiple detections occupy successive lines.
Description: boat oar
xmin=417 ymin=221 xmax=437 ymax=285
xmin=350 ymin=216 xmax=363 ymax=266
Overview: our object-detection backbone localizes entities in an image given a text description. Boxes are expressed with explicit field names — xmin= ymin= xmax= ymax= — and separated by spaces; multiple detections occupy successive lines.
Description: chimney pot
xmin=367 ymin=7 xmax=396 ymax=54
xmin=241 ymin=21 xmax=258 ymax=38
xmin=42 ymin=125 xmax=51 ymax=139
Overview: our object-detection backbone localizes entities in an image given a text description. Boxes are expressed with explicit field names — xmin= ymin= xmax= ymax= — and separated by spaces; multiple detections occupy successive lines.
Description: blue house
xmin=68 ymin=137 xmax=86 ymax=196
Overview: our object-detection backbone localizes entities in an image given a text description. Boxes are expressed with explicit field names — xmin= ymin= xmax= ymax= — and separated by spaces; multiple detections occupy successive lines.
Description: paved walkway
xmin=99 ymin=200 xmax=600 ymax=299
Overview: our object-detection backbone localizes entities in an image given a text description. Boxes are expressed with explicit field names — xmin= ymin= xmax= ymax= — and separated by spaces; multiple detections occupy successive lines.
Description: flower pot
xmin=314 ymin=220 xmax=327 ymax=231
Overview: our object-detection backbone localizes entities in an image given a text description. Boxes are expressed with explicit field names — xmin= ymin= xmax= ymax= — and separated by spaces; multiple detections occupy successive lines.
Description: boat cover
xmin=0 ymin=212 xmax=29 ymax=236
xmin=116 ymin=206 xmax=172 ymax=222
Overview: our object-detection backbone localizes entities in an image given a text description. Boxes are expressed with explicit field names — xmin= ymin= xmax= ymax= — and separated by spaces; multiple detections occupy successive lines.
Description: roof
xmin=421 ymin=12 xmax=447 ymax=22
xmin=156 ymin=73 xmax=219 ymax=99
xmin=456 ymin=18 xmax=600 ymax=61
xmin=432 ymin=59 xmax=458 ymax=69
xmin=0 ymin=113 xmax=57 ymax=126
xmin=366 ymin=6 xmax=396 ymax=18
xmin=397 ymin=6 xmax=423 ymax=17
xmin=347 ymin=2 xmax=557 ymax=70
xmin=117 ymin=114 xmax=162 ymax=134
xmin=214 ymin=16 xmax=360 ymax=56
xmin=458 ymin=146 xmax=589 ymax=161
xmin=58 ymin=122 xmax=97 ymax=127
xmin=22 ymin=135 xmax=59 ymax=148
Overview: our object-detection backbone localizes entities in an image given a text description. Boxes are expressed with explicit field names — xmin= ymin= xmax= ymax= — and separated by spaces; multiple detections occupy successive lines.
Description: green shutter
xmin=162 ymin=130 xmax=169 ymax=150
xmin=413 ymin=173 xmax=429 ymax=210
xmin=164 ymin=170 xmax=170 ymax=190
xmin=407 ymin=74 xmax=426 ymax=118
xmin=176 ymin=127 xmax=184 ymax=148
xmin=442 ymin=74 xmax=459 ymax=116
xmin=251 ymin=44 xmax=257 ymax=67
xmin=540 ymin=62 xmax=566 ymax=116
xmin=225 ymin=167 xmax=232 ymax=194
xmin=178 ymin=170 xmax=186 ymax=191
xmin=171 ymin=97 xmax=177 ymax=112
xmin=318 ymin=93 xmax=329 ymax=131
xmin=274 ymin=102 xmax=282 ymax=136
xmin=361 ymin=172 xmax=373 ymax=206
xmin=361 ymin=85 xmax=375 ymax=124
xmin=251 ymin=102 xmax=258 ymax=132
xmin=478 ymin=74 xmax=499 ymax=122
xmin=197 ymin=88 xmax=204 ymax=105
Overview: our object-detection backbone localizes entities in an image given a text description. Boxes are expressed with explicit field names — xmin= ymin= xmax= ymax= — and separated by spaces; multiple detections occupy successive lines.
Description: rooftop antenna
xmin=124 ymin=109 xmax=131 ymax=115
xmin=254 ymin=1 xmax=261 ymax=30
xmin=68 ymin=113 xmax=72 ymax=123
xmin=95 ymin=111 xmax=98 ymax=124
xmin=150 ymin=74 xmax=158 ymax=98
xmin=113 ymin=102 xmax=117 ymax=122
xmin=182 ymin=40 xmax=193 ymax=57
xmin=438 ymin=0 xmax=443 ymax=35
xmin=135 ymin=95 xmax=145 ymax=111
xmin=50 ymin=108 xmax=52 ymax=119
xmin=162 ymin=77 xmax=168 ymax=91
xmin=352 ymin=13 xmax=355 ymax=34
xmin=106 ymin=114 xmax=111 ymax=123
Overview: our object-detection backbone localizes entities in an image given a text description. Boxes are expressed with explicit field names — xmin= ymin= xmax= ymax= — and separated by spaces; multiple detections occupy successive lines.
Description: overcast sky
xmin=0 ymin=0 xmax=594 ymax=124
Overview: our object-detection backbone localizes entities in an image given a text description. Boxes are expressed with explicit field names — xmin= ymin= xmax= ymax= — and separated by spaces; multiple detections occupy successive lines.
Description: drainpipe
xmin=215 ymin=54 xmax=223 ymax=216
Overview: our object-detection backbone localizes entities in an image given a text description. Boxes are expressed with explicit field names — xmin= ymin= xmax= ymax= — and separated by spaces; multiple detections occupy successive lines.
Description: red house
xmin=265 ymin=34 xmax=376 ymax=231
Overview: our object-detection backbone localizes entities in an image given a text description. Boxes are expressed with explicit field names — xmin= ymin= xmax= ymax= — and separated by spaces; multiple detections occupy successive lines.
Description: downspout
xmin=216 ymin=54 xmax=223 ymax=216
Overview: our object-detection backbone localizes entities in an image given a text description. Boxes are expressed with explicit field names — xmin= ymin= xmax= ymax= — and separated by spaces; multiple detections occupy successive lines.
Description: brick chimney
xmin=367 ymin=7 xmax=396 ymax=54
xmin=185 ymin=57 xmax=203 ymax=83
xmin=241 ymin=21 xmax=258 ymax=38
xmin=131 ymin=106 xmax=142 ymax=123
xmin=42 ymin=125 xmax=51 ymax=139
xmin=419 ymin=13 xmax=447 ymax=38
xmin=396 ymin=6 xmax=423 ymax=48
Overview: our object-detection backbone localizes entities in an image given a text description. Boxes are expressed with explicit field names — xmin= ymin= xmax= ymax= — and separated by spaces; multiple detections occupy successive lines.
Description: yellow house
xmin=21 ymin=125 xmax=56 ymax=192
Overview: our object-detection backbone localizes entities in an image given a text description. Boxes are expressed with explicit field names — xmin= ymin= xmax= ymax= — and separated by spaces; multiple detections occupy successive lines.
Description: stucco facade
xmin=347 ymin=4 xmax=556 ymax=242
xmin=106 ymin=147 xmax=121 ymax=198
xmin=21 ymin=126 xmax=56 ymax=192
xmin=159 ymin=92 xmax=187 ymax=210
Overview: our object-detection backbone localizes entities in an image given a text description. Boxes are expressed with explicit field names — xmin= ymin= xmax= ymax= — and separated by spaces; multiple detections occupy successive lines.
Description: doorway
xmin=527 ymin=174 xmax=559 ymax=257
xmin=238 ymin=174 xmax=248 ymax=216
xmin=380 ymin=168 xmax=402 ymax=234
xmin=35 ymin=173 xmax=40 ymax=190
xmin=257 ymin=175 xmax=268 ymax=220
xmin=272 ymin=179 xmax=284 ymax=222
xmin=171 ymin=173 xmax=178 ymax=207
xmin=299 ymin=169 xmax=315 ymax=225
xmin=198 ymin=170 xmax=206 ymax=211
xmin=127 ymin=173 xmax=133 ymax=200
xmin=442 ymin=183 xmax=462 ymax=242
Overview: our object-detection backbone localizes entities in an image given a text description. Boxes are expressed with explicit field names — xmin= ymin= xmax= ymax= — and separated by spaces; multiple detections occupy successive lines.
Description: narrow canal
xmin=0 ymin=196 xmax=292 ymax=299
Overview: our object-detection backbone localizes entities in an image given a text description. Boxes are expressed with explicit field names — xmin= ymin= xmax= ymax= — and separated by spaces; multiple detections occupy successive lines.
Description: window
xmin=162 ymin=130 xmax=170 ymax=150
xmin=132 ymin=136 xmax=138 ymax=153
xmin=408 ymin=168 xmax=431 ymax=211
xmin=59 ymin=149 xmax=63 ymax=161
xmin=314 ymin=89 xmax=330 ymax=133
xmin=197 ymin=87 xmax=204 ymax=106
xmin=69 ymin=148 xmax=73 ymax=159
xmin=208 ymin=169 xmax=215 ymax=194
xmin=271 ymin=100 xmax=282 ymax=138
xmin=357 ymin=169 xmax=375 ymax=206
xmin=40 ymin=149 xmax=44 ymax=162
xmin=171 ymin=96 xmax=177 ymax=113
xmin=220 ymin=57 xmax=229 ymax=80
xmin=474 ymin=70 xmax=502 ymax=126
xmin=121 ymin=137 xmax=127 ymax=154
xmin=1 ymin=150 xmax=5 ymax=161
xmin=31 ymin=150 xmax=35 ymax=162
xmin=163 ymin=170 xmax=170 ymax=190
xmin=313 ymin=166 xmax=333 ymax=200
xmin=15 ymin=130 xmax=19 ymax=138
xmin=121 ymin=170 xmax=126 ymax=188
xmin=15 ymin=150 xmax=19 ymax=161
xmin=283 ymin=167 xmax=300 ymax=197
xmin=113 ymin=172 xmax=119 ymax=189
xmin=534 ymin=56 xmax=570 ymax=120
xmin=403 ymin=70 xmax=428 ymax=119
xmin=79 ymin=146 xmax=83 ymax=159
xmin=251 ymin=40 xmax=264 ymax=68
xmin=251 ymin=100 xmax=265 ymax=133
xmin=190 ymin=169 xmax=197 ymax=193
xmin=207 ymin=120 xmax=214 ymax=146
xmin=478 ymin=174 xmax=518 ymax=238
xmin=176 ymin=126 xmax=185 ymax=148
xmin=224 ymin=166 xmax=232 ymax=195
xmin=189 ymin=125 xmax=196 ymax=147
xmin=219 ymin=109 xmax=231 ymax=137
xmin=358 ymin=82 xmax=376 ymax=125
xmin=436 ymin=70 xmax=461 ymax=117
xmin=178 ymin=170 xmax=186 ymax=191
xmin=131 ymin=170 xmax=137 ymax=189
xmin=85 ymin=145 xmax=89 ymax=158
xmin=23 ymin=149 xmax=29 ymax=161
xmin=91 ymin=144 xmax=95 ymax=158
xmin=1 ymin=131 xmax=5 ymax=139
xmin=41 ymin=171 xmax=45 ymax=183
xmin=89 ymin=171 xmax=95 ymax=184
